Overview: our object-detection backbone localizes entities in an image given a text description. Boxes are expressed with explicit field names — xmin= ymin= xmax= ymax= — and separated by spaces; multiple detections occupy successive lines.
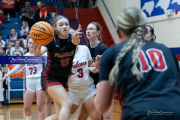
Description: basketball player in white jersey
xmin=0 ymin=38 xmax=47 ymax=120
xmin=68 ymin=45 xmax=102 ymax=120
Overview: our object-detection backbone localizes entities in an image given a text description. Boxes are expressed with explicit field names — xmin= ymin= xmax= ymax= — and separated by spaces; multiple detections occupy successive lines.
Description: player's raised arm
xmin=72 ymin=24 xmax=82 ymax=45
xmin=32 ymin=42 xmax=47 ymax=56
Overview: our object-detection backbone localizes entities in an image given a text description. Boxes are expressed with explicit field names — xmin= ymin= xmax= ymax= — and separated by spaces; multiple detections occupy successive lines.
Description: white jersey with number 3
xmin=68 ymin=45 xmax=94 ymax=87
xmin=25 ymin=52 xmax=47 ymax=78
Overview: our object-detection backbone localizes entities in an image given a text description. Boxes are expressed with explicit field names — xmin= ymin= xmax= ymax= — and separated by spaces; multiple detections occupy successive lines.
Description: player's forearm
xmin=34 ymin=50 xmax=43 ymax=56
xmin=8 ymin=1 xmax=14 ymax=4
xmin=90 ymin=61 xmax=100 ymax=68
xmin=72 ymin=37 xmax=80 ymax=45
xmin=6 ymin=64 xmax=24 ymax=77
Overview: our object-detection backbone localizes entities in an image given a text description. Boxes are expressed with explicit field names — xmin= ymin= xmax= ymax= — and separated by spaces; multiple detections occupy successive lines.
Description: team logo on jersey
xmin=54 ymin=50 xmax=74 ymax=58
xmin=72 ymin=61 xmax=87 ymax=68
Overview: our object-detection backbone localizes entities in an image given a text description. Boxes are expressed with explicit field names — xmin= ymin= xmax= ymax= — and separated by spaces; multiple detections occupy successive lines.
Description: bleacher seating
xmin=1 ymin=9 xmax=55 ymax=41
xmin=1 ymin=0 xmax=56 ymax=104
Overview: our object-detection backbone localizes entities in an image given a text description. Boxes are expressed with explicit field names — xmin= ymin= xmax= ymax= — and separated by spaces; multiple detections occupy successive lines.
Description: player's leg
xmin=69 ymin=88 xmax=81 ymax=115
xmin=103 ymin=100 xmax=114 ymax=120
xmin=46 ymin=85 xmax=72 ymax=120
xmin=45 ymin=102 xmax=60 ymax=120
xmin=81 ymin=84 xmax=102 ymax=120
xmin=36 ymin=89 xmax=46 ymax=120
xmin=45 ymin=94 xmax=53 ymax=117
xmin=24 ymin=90 xmax=36 ymax=120
xmin=78 ymin=103 xmax=89 ymax=120
xmin=83 ymin=96 xmax=102 ymax=120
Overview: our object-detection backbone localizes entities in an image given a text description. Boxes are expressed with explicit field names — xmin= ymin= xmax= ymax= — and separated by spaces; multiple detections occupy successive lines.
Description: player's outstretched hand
xmin=72 ymin=24 xmax=82 ymax=45
xmin=89 ymin=67 xmax=99 ymax=73
xmin=31 ymin=42 xmax=41 ymax=56
xmin=73 ymin=24 xmax=82 ymax=38
xmin=0 ymin=75 xmax=7 ymax=82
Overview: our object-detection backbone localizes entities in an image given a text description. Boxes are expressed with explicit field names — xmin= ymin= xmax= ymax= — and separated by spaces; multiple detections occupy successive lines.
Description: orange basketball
xmin=30 ymin=21 xmax=54 ymax=45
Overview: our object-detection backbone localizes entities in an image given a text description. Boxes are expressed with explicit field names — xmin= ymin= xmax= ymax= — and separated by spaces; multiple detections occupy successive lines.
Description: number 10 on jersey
xmin=139 ymin=49 xmax=167 ymax=72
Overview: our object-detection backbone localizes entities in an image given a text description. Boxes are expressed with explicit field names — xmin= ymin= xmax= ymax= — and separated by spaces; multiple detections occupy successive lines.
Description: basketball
xmin=30 ymin=21 xmax=54 ymax=45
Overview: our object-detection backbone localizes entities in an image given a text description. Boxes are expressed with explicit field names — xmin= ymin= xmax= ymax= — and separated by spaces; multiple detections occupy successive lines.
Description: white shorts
xmin=26 ymin=77 xmax=42 ymax=93
xmin=69 ymin=83 xmax=96 ymax=106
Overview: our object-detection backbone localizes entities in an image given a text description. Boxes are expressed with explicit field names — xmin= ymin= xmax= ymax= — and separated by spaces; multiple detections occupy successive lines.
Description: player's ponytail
xmin=109 ymin=7 xmax=147 ymax=85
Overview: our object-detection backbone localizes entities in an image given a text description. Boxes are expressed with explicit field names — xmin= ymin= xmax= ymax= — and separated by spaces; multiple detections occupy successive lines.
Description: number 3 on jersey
xmin=138 ymin=49 xmax=167 ymax=72
xmin=77 ymin=68 xmax=83 ymax=78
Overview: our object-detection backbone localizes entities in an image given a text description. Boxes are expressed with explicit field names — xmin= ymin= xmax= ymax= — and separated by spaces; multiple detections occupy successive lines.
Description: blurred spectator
xmin=15 ymin=0 xmax=27 ymax=13
xmin=20 ymin=20 xmax=29 ymax=39
xmin=10 ymin=40 xmax=24 ymax=56
xmin=20 ymin=2 xmax=34 ymax=28
xmin=6 ymin=43 xmax=12 ymax=56
xmin=23 ymin=33 xmax=30 ymax=53
xmin=0 ymin=10 xmax=4 ymax=31
xmin=2 ymin=48 xmax=6 ymax=56
xmin=2 ymin=0 xmax=16 ymax=19
xmin=0 ymin=32 xmax=6 ymax=48
xmin=40 ymin=3 xmax=49 ymax=22
xmin=6 ymin=28 xmax=21 ymax=46
xmin=34 ymin=1 xmax=41 ymax=22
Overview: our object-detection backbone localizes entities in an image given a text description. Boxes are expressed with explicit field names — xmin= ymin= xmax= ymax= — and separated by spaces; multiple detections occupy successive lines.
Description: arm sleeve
xmin=99 ymin=47 xmax=114 ymax=81
xmin=6 ymin=64 xmax=24 ymax=77
xmin=43 ymin=39 xmax=55 ymax=52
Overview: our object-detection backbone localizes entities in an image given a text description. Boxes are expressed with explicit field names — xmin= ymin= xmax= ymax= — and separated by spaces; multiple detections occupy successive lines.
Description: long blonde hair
xmin=53 ymin=15 xmax=69 ymax=35
xmin=109 ymin=7 xmax=147 ymax=85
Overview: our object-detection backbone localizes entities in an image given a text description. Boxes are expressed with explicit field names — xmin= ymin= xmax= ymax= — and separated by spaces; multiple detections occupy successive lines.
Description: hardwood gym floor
xmin=0 ymin=101 xmax=121 ymax=120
